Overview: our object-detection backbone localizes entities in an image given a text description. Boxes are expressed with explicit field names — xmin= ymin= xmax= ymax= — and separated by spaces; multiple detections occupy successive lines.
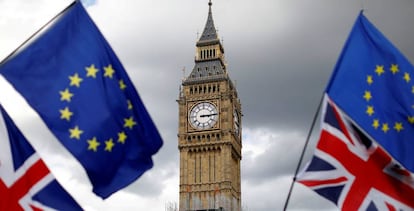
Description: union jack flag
xmin=0 ymin=106 xmax=82 ymax=211
xmin=297 ymin=96 xmax=414 ymax=210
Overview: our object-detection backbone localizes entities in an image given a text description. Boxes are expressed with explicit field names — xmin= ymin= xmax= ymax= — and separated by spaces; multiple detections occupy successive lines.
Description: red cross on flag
xmin=0 ymin=106 xmax=82 ymax=210
xmin=297 ymin=96 xmax=414 ymax=210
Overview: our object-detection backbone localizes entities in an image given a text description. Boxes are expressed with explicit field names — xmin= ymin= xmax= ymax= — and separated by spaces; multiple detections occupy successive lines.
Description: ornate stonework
xmin=178 ymin=1 xmax=242 ymax=211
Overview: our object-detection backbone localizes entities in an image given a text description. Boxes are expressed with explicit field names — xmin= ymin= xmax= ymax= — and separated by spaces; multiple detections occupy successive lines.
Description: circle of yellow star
xmin=104 ymin=65 xmax=115 ymax=78
xmin=365 ymin=63 xmax=410 ymax=136
xmin=404 ymin=72 xmax=411 ymax=83
xmin=69 ymin=126 xmax=83 ymax=140
xmin=390 ymin=64 xmax=399 ymax=74
xmin=119 ymin=80 xmax=127 ymax=90
xmin=367 ymin=75 xmax=373 ymax=85
xmin=127 ymin=100 xmax=133 ymax=110
xmin=118 ymin=131 xmax=127 ymax=144
xmin=60 ymin=88 xmax=74 ymax=102
xmin=86 ymin=64 xmax=99 ymax=78
xmin=60 ymin=107 xmax=73 ymax=121
xmin=87 ymin=137 xmax=100 ymax=152
xmin=363 ymin=91 xmax=372 ymax=102
xmin=408 ymin=116 xmax=414 ymax=124
xmin=366 ymin=106 xmax=374 ymax=116
xmin=394 ymin=122 xmax=404 ymax=132
xmin=105 ymin=139 xmax=115 ymax=152
xmin=124 ymin=116 xmax=137 ymax=129
xmin=375 ymin=65 xmax=385 ymax=76
xmin=69 ymin=73 xmax=83 ymax=87
xmin=372 ymin=119 xmax=380 ymax=129
xmin=381 ymin=123 xmax=390 ymax=133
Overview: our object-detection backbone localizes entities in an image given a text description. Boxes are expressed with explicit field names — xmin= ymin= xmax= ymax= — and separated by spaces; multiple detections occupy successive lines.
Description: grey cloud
xmin=98 ymin=0 xmax=414 ymax=209
xmin=2 ymin=0 xmax=414 ymax=210
xmin=242 ymin=129 xmax=308 ymax=184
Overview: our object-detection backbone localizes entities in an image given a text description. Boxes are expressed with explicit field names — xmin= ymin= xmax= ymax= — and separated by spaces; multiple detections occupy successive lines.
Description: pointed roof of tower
xmin=199 ymin=1 xmax=218 ymax=41
xmin=183 ymin=0 xmax=228 ymax=85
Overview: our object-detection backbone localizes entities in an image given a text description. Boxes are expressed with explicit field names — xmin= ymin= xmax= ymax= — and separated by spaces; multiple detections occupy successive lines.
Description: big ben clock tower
xmin=177 ymin=1 xmax=242 ymax=211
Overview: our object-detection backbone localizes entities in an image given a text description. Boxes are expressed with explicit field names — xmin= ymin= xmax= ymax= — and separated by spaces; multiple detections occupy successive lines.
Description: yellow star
xmin=363 ymin=91 xmax=372 ymax=101
xmin=372 ymin=119 xmax=380 ymax=129
xmin=69 ymin=126 xmax=83 ymax=140
xmin=105 ymin=139 xmax=115 ymax=152
xmin=124 ymin=116 xmax=137 ymax=129
xmin=375 ymin=65 xmax=385 ymax=76
xmin=60 ymin=88 xmax=73 ymax=102
xmin=382 ymin=123 xmax=390 ymax=133
xmin=119 ymin=80 xmax=127 ymax=90
xmin=127 ymin=100 xmax=133 ymax=110
xmin=87 ymin=137 xmax=100 ymax=152
xmin=390 ymin=64 xmax=399 ymax=74
xmin=366 ymin=106 xmax=374 ymax=116
xmin=404 ymin=72 xmax=411 ymax=83
xmin=69 ymin=73 xmax=83 ymax=87
xmin=104 ymin=65 xmax=115 ymax=78
xmin=408 ymin=116 xmax=414 ymax=124
xmin=86 ymin=64 xmax=99 ymax=78
xmin=118 ymin=131 xmax=127 ymax=144
xmin=60 ymin=107 xmax=73 ymax=121
xmin=394 ymin=122 xmax=404 ymax=132
xmin=367 ymin=75 xmax=373 ymax=85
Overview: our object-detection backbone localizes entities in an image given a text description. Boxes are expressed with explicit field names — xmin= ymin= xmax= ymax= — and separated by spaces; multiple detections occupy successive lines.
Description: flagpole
xmin=282 ymin=94 xmax=324 ymax=211
xmin=0 ymin=1 xmax=77 ymax=66
xmin=361 ymin=0 xmax=366 ymax=11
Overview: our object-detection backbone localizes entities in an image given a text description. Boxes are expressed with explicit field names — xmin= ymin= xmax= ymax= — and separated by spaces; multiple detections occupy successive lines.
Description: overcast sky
xmin=1 ymin=0 xmax=414 ymax=210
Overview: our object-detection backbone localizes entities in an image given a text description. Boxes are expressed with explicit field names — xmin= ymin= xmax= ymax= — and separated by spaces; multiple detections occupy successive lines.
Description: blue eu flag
xmin=327 ymin=12 xmax=414 ymax=171
xmin=0 ymin=2 xmax=163 ymax=198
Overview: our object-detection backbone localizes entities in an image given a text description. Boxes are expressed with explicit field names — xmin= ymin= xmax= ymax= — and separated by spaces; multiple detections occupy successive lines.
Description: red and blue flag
xmin=0 ymin=106 xmax=82 ymax=210
xmin=298 ymin=11 xmax=414 ymax=210
xmin=0 ymin=1 xmax=163 ymax=198
xmin=298 ymin=97 xmax=414 ymax=210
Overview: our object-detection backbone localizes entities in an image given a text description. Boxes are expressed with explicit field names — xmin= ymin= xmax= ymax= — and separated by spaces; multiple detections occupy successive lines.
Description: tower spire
xmin=198 ymin=0 xmax=218 ymax=42
xmin=183 ymin=0 xmax=226 ymax=85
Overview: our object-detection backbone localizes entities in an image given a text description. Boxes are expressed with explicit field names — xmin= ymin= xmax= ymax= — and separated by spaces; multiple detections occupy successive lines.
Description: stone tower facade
xmin=177 ymin=1 xmax=242 ymax=211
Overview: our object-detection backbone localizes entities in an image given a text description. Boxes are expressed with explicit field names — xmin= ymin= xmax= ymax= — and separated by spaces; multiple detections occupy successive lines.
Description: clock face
xmin=189 ymin=102 xmax=218 ymax=130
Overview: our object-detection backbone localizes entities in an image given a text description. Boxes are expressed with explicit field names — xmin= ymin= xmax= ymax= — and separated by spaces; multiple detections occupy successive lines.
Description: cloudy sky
xmin=1 ymin=0 xmax=414 ymax=210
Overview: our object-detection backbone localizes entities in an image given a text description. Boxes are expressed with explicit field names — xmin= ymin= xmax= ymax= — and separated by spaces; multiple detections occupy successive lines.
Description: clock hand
xmin=200 ymin=113 xmax=218 ymax=118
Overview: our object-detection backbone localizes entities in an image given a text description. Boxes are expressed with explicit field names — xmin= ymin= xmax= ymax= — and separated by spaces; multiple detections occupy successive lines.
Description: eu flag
xmin=326 ymin=12 xmax=414 ymax=171
xmin=0 ymin=2 xmax=163 ymax=198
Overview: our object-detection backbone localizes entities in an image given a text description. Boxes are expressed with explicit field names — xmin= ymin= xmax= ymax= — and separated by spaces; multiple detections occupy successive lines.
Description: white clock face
xmin=189 ymin=102 xmax=218 ymax=130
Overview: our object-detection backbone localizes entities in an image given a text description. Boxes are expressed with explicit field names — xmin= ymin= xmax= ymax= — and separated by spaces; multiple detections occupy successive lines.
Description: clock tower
xmin=177 ymin=1 xmax=242 ymax=211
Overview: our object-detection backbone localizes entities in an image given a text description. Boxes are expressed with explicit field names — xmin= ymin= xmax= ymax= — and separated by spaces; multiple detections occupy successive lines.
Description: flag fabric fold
xmin=297 ymin=12 xmax=414 ymax=210
xmin=0 ymin=105 xmax=82 ymax=210
xmin=0 ymin=2 xmax=163 ymax=198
